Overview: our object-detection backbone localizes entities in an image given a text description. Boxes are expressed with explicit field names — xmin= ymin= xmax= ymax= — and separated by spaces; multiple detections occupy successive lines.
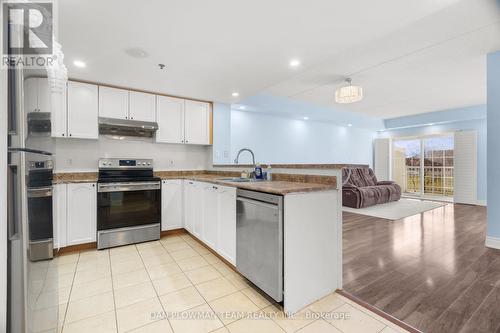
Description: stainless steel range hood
xmin=98 ymin=117 xmax=158 ymax=138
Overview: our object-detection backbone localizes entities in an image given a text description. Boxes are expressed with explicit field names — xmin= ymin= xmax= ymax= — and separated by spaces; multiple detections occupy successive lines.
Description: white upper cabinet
xmin=184 ymin=100 xmax=210 ymax=145
xmin=67 ymin=81 xmax=98 ymax=139
xmin=161 ymin=179 xmax=184 ymax=231
xmin=98 ymin=86 xmax=129 ymax=120
xmin=66 ymin=182 xmax=97 ymax=246
xmin=156 ymin=96 xmax=185 ymax=144
xmin=129 ymin=91 xmax=156 ymax=122
xmin=24 ymin=78 xmax=39 ymax=113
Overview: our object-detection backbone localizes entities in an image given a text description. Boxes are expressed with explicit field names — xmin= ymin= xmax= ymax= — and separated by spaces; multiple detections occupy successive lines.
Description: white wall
xmin=230 ymin=110 xmax=375 ymax=165
xmin=53 ymin=136 xmax=210 ymax=172
xmin=212 ymin=102 xmax=232 ymax=164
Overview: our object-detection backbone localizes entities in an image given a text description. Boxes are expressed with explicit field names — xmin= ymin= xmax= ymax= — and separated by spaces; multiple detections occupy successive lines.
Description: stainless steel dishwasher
xmin=236 ymin=189 xmax=283 ymax=302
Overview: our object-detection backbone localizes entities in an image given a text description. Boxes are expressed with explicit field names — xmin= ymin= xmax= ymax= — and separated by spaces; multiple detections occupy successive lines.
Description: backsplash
xmin=53 ymin=136 xmax=211 ymax=172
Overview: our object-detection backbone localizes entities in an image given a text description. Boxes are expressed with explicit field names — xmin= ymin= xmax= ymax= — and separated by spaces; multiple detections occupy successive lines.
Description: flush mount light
xmin=335 ymin=78 xmax=363 ymax=104
xmin=239 ymin=105 xmax=246 ymax=110
xmin=347 ymin=123 xmax=353 ymax=127
xmin=232 ymin=92 xmax=239 ymax=97
xmin=303 ymin=117 xmax=309 ymax=120
xmin=73 ymin=60 xmax=86 ymax=68
xmin=124 ymin=47 xmax=149 ymax=58
xmin=289 ymin=59 xmax=301 ymax=67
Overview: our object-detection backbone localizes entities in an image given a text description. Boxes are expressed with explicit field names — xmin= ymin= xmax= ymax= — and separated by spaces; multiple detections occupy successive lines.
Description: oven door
xmin=27 ymin=186 xmax=53 ymax=241
xmin=97 ymin=182 xmax=161 ymax=230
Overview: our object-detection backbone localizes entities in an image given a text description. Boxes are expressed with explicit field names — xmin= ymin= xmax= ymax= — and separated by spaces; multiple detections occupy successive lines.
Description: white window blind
xmin=374 ymin=138 xmax=391 ymax=181
xmin=454 ymin=131 xmax=477 ymax=204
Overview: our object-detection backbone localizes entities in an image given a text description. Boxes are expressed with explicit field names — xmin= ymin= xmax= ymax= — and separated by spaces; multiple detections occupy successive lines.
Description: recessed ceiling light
xmin=428 ymin=123 xmax=435 ymax=126
xmin=232 ymin=92 xmax=239 ymax=97
xmin=347 ymin=123 xmax=353 ymax=127
xmin=289 ymin=59 xmax=301 ymax=67
xmin=73 ymin=60 xmax=86 ymax=68
xmin=239 ymin=105 xmax=246 ymax=110
xmin=303 ymin=117 xmax=309 ymax=120
xmin=124 ymin=47 xmax=149 ymax=58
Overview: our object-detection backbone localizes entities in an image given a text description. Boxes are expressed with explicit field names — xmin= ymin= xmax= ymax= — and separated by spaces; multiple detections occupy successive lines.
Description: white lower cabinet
xmin=202 ymin=184 xmax=218 ymax=249
xmin=176 ymin=180 xmax=236 ymax=263
xmin=53 ymin=182 xmax=97 ymax=248
xmin=216 ymin=186 xmax=237 ymax=264
xmin=184 ymin=180 xmax=203 ymax=236
xmin=161 ymin=179 xmax=184 ymax=231
xmin=53 ymin=184 xmax=67 ymax=249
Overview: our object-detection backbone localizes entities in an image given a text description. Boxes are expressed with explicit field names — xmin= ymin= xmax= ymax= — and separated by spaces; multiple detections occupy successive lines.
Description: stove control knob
xmin=147 ymin=162 xmax=151 ymax=166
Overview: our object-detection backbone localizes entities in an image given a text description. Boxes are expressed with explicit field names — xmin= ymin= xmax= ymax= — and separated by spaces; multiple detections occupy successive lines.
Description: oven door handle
xmin=98 ymin=182 xmax=161 ymax=192
xmin=27 ymin=186 xmax=53 ymax=198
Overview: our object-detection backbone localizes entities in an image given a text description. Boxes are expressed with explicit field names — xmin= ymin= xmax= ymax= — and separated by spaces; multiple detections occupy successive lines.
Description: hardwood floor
xmin=342 ymin=203 xmax=500 ymax=333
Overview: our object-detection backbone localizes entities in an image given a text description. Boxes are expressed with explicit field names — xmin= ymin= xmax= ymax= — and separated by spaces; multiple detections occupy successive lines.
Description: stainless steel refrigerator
xmin=7 ymin=67 xmax=58 ymax=332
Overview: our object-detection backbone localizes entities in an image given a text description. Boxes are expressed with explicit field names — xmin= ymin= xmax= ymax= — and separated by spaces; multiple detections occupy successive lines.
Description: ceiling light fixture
xmin=347 ymin=123 xmax=353 ymax=127
xmin=232 ymin=92 xmax=239 ymax=97
xmin=124 ymin=47 xmax=149 ymax=58
xmin=303 ymin=117 xmax=309 ymax=120
xmin=239 ymin=105 xmax=246 ymax=110
xmin=289 ymin=59 xmax=301 ymax=67
xmin=73 ymin=60 xmax=86 ymax=68
xmin=335 ymin=78 xmax=363 ymax=104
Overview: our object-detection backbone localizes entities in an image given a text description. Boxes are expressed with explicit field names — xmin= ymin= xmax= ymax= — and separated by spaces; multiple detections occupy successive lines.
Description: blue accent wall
xmin=379 ymin=105 xmax=487 ymax=202
xmin=487 ymin=51 xmax=500 ymax=238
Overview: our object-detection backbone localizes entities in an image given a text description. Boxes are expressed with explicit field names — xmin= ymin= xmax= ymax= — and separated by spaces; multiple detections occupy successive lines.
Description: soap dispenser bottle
xmin=254 ymin=163 xmax=263 ymax=179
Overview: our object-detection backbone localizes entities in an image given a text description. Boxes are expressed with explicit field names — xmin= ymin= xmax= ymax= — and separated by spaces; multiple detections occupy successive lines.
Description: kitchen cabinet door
xmin=24 ymin=78 xmax=39 ymax=114
xmin=51 ymin=82 xmax=67 ymax=138
xmin=37 ymin=78 xmax=51 ymax=114
xmin=184 ymin=181 xmax=195 ymax=232
xmin=52 ymin=184 xmax=67 ymax=249
xmin=191 ymin=182 xmax=204 ymax=238
xmin=67 ymin=81 xmax=98 ymax=139
xmin=217 ymin=186 xmax=237 ymax=264
xmin=98 ymin=86 xmax=129 ymax=120
xmin=161 ymin=179 xmax=183 ymax=231
xmin=156 ymin=96 xmax=185 ymax=144
xmin=129 ymin=91 xmax=156 ymax=122
xmin=66 ymin=183 xmax=97 ymax=245
xmin=184 ymin=100 xmax=210 ymax=145
xmin=202 ymin=184 xmax=218 ymax=250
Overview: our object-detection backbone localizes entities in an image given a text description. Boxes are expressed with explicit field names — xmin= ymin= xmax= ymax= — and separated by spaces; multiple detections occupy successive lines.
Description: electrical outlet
xmin=66 ymin=159 xmax=72 ymax=165
xmin=169 ymin=159 xmax=174 ymax=165
xmin=223 ymin=151 xmax=229 ymax=158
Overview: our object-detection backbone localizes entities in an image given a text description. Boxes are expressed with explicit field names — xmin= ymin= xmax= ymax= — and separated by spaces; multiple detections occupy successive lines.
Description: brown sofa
xmin=342 ymin=168 xmax=401 ymax=208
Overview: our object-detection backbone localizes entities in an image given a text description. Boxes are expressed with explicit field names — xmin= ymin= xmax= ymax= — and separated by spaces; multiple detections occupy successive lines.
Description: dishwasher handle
xmin=237 ymin=196 xmax=281 ymax=210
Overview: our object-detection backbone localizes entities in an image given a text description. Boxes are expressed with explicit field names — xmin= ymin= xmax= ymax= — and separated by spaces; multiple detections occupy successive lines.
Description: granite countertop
xmin=212 ymin=163 xmax=368 ymax=169
xmin=172 ymin=174 xmax=337 ymax=195
xmin=53 ymin=172 xmax=98 ymax=184
xmin=53 ymin=170 xmax=337 ymax=195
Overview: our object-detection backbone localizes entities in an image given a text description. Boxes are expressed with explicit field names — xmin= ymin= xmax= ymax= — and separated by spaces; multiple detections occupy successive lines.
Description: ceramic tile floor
xmin=31 ymin=233 xmax=410 ymax=333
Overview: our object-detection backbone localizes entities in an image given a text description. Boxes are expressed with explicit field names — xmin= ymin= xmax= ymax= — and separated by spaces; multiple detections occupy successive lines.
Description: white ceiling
xmin=59 ymin=0 xmax=500 ymax=119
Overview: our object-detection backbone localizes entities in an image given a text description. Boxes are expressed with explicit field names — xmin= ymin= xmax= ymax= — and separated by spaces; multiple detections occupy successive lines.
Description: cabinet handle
xmin=213 ymin=186 xmax=218 ymax=190
xmin=69 ymin=133 xmax=72 ymax=137
xmin=125 ymin=116 xmax=128 ymax=119
xmin=185 ymin=140 xmax=189 ymax=143
xmin=130 ymin=117 xmax=134 ymax=120
xmin=62 ymin=133 xmax=65 ymax=137
xmin=92 ymin=184 xmax=95 ymax=187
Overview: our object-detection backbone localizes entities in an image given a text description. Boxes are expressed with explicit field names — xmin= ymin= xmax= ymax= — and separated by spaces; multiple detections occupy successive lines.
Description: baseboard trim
xmin=160 ymin=228 xmax=187 ymax=237
xmin=56 ymin=242 xmax=97 ymax=255
xmin=485 ymin=236 xmax=500 ymax=250
xmin=336 ymin=290 xmax=422 ymax=333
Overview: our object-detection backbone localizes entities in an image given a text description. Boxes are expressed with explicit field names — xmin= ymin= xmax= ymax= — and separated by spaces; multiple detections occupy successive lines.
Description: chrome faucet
xmin=234 ymin=148 xmax=256 ymax=166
